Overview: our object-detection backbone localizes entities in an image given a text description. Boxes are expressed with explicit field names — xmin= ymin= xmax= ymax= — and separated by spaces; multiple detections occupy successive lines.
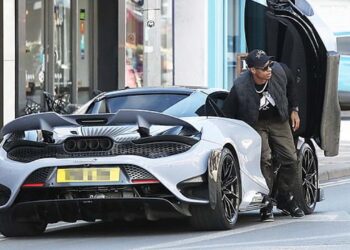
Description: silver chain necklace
xmin=255 ymin=81 xmax=268 ymax=94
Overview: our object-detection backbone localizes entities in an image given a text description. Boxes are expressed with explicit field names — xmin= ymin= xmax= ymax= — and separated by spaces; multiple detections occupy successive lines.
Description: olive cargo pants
xmin=253 ymin=119 xmax=298 ymax=195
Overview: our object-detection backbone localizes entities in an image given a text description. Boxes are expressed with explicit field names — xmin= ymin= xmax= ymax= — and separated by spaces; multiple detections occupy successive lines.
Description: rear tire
xmin=294 ymin=142 xmax=318 ymax=214
xmin=190 ymin=148 xmax=241 ymax=230
xmin=0 ymin=210 xmax=47 ymax=237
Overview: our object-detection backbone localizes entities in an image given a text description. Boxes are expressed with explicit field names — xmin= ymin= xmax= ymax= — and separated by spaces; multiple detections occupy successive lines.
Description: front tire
xmin=190 ymin=148 xmax=241 ymax=230
xmin=0 ymin=210 xmax=47 ymax=237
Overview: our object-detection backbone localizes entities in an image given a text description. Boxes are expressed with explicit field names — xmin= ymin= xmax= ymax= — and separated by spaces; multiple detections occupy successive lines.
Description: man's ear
xmin=250 ymin=68 xmax=256 ymax=74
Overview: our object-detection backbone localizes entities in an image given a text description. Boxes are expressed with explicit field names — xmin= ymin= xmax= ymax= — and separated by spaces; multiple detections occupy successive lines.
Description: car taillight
xmin=22 ymin=183 xmax=45 ymax=188
xmin=131 ymin=179 xmax=160 ymax=184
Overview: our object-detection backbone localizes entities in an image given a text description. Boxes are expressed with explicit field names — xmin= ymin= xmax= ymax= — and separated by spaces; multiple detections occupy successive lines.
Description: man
xmin=223 ymin=49 xmax=305 ymax=222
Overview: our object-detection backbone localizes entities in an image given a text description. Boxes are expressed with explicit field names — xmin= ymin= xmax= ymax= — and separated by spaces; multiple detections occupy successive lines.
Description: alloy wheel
xmin=221 ymin=154 xmax=240 ymax=223
xmin=301 ymin=147 xmax=318 ymax=209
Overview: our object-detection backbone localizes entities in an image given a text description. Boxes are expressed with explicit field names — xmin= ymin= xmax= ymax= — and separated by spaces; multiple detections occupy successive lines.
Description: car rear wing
xmin=1 ymin=109 xmax=199 ymax=137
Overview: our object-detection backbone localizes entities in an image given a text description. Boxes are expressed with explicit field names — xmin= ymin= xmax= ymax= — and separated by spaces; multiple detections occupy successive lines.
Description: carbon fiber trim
xmin=113 ymin=142 xmax=191 ymax=158
xmin=22 ymin=165 xmax=153 ymax=185
xmin=24 ymin=167 xmax=54 ymax=184
xmin=64 ymin=137 xmax=113 ymax=152
xmin=7 ymin=141 xmax=192 ymax=163
xmin=0 ymin=184 xmax=11 ymax=206
xmin=124 ymin=165 xmax=155 ymax=180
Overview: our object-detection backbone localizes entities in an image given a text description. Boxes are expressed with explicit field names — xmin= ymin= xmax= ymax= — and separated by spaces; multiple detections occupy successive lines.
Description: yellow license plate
xmin=56 ymin=168 xmax=120 ymax=183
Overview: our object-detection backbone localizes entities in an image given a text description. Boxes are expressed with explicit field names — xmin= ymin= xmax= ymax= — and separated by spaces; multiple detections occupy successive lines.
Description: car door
xmin=206 ymin=91 xmax=229 ymax=117
xmin=245 ymin=0 xmax=341 ymax=156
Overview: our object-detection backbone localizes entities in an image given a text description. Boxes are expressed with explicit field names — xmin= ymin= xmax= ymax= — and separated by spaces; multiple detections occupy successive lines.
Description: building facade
xmin=1 ymin=0 xmax=246 ymax=127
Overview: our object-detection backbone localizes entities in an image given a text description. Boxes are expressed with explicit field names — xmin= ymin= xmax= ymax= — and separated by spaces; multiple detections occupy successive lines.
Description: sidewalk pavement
xmin=318 ymin=111 xmax=350 ymax=182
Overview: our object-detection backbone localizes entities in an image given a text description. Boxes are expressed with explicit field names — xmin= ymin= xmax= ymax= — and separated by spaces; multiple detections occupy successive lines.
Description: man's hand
xmin=290 ymin=111 xmax=300 ymax=132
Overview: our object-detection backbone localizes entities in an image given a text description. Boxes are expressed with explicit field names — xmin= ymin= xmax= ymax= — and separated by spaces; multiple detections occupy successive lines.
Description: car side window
xmin=86 ymin=99 xmax=107 ymax=114
xmin=163 ymin=92 xmax=208 ymax=117
xmin=206 ymin=92 xmax=228 ymax=117
xmin=98 ymin=100 xmax=107 ymax=113
xmin=203 ymin=98 xmax=221 ymax=117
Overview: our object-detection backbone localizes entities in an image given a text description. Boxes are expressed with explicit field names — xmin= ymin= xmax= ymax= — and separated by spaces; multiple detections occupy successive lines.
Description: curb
xmin=319 ymin=165 xmax=350 ymax=182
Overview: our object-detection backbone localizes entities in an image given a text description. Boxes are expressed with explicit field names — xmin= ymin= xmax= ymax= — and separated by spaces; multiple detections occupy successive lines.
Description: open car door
xmin=245 ymin=0 xmax=340 ymax=156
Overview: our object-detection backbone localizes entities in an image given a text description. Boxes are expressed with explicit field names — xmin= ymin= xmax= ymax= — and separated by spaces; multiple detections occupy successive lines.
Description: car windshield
xmin=86 ymin=91 xmax=211 ymax=117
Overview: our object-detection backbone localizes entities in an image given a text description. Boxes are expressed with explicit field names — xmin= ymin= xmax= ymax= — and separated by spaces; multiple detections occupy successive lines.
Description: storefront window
xmin=125 ymin=0 xmax=173 ymax=88
xmin=160 ymin=0 xmax=173 ymax=85
xmin=226 ymin=0 xmax=245 ymax=87
xmin=21 ymin=0 xmax=45 ymax=115
xmin=53 ymin=0 xmax=72 ymax=101
xmin=18 ymin=0 xmax=73 ymax=115
xmin=76 ymin=2 xmax=91 ymax=105
xmin=126 ymin=0 xmax=143 ymax=88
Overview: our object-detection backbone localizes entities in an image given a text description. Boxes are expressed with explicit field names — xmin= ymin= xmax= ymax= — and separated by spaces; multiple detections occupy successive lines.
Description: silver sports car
xmin=0 ymin=0 xmax=341 ymax=237
xmin=0 ymin=87 xmax=268 ymax=235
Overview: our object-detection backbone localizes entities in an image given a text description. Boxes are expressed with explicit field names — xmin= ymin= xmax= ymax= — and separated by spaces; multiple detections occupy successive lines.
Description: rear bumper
xmin=0 ymin=139 xmax=214 ymax=209
xmin=4 ymin=197 xmax=190 ymax=223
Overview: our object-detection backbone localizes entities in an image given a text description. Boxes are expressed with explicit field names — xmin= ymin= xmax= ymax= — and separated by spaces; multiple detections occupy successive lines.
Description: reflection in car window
xmin=104 ymin=94 xmax=187 ymax=113
xmin=163 ymin=91 xmax=210 ymax=117
xmin=89 ymin=99 xmax=107 ymax=114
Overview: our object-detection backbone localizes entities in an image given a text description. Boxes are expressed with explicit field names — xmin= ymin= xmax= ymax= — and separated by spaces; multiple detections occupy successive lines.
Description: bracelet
xmin=291 ymin=107 xmax=299 ymax=112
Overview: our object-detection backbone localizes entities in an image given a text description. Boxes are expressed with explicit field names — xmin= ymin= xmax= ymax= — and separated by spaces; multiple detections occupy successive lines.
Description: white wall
xmin=174 ymin=0 xmax=207 ymax=87
xmin=2 ymin=0 xmax=16 ymax=125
